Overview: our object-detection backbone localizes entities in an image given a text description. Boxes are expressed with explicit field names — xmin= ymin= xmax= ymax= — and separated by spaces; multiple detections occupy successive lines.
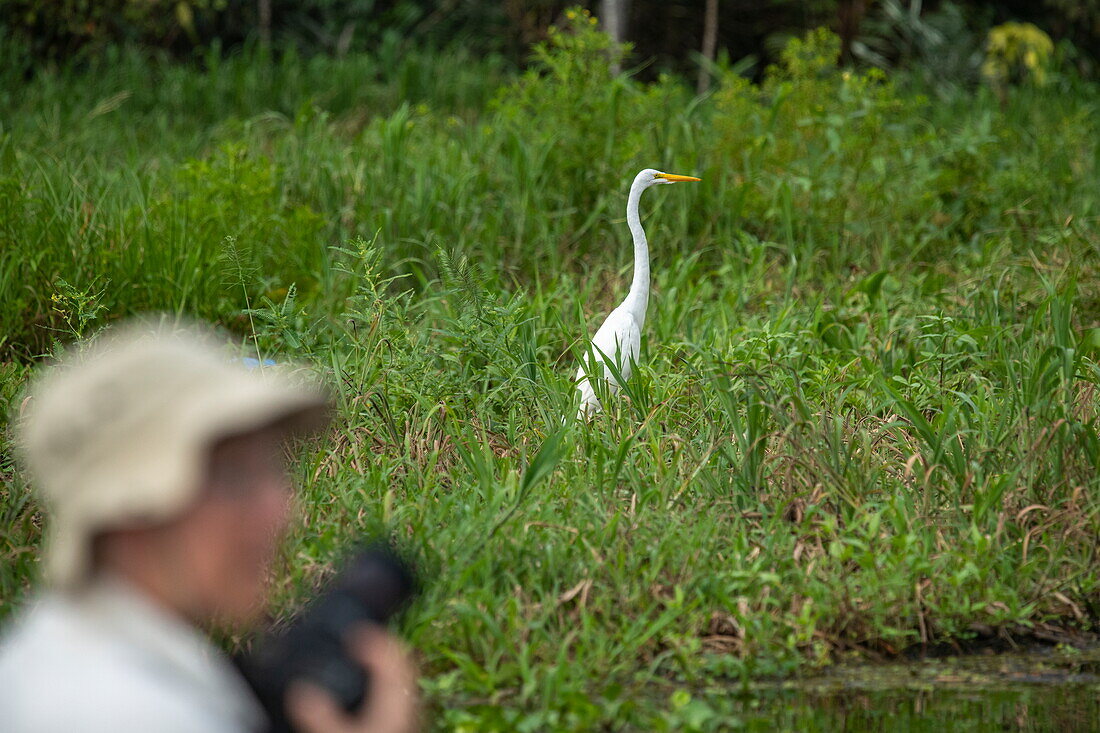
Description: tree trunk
xmin=697 ymin=0 xmax=719 ymax=94
xmin=600 ymin=0 xmax=630 ymax=73
xmin=600 ymin=0 xmax=629 ymax=44
xmin=836 ymin=0 xmax=867 ymax=64
xmin=259 ymin=0 xmax=272 ymax=48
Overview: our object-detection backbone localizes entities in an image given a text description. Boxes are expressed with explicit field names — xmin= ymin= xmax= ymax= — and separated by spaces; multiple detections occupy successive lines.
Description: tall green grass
xmin=3 ymin=19 xmax=1100 ymax=730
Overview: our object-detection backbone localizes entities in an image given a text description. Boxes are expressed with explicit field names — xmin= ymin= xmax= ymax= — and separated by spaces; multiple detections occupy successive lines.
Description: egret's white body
xmin=575 ymin=168 xmax=699 ymax=419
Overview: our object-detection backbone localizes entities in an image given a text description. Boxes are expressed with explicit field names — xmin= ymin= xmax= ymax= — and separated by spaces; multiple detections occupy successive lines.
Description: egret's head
xmin=637 ymin=168 xmax=701 ymax=188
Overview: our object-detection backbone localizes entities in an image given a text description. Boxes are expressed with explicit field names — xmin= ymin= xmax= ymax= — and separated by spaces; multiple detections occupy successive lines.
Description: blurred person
xmin=0 ymin=322 xmax=418 ymax=733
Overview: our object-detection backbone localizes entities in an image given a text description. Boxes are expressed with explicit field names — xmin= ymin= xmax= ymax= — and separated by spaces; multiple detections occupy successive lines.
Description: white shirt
xmin=0 ymin=577 xmax=266 ymax=733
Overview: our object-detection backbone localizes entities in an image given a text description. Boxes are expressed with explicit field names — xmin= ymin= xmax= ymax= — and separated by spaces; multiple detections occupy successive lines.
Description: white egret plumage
xmin=574 ymin=168 xmax=700 ymax=419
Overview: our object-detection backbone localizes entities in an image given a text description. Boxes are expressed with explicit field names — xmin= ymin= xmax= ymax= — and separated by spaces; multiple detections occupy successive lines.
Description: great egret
xmin=574 ymin=168 xmax=700 ymax=419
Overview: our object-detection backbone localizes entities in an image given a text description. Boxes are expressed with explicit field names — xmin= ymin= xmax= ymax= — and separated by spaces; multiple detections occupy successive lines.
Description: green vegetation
xmin=3 ymin=17 xmax=1100 ymax=730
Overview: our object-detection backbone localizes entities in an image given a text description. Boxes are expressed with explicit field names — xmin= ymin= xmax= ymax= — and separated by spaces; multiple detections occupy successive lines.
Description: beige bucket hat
xmin=17 ymin=320 xmax=329 ymax=588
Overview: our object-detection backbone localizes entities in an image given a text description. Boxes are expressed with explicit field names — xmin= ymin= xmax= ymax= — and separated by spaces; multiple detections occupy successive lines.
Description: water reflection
xmin=728 ymin=646 xmax=1100 ymax=731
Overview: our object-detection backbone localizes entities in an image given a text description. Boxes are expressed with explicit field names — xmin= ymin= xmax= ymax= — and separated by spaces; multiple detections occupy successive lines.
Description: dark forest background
xmin=4 ymin=1 xmax=1099 ymax=79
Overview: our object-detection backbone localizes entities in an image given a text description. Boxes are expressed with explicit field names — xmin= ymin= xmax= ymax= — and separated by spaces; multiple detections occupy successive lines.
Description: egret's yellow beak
xmin=655 ymin=173 xmax=701 ymax=183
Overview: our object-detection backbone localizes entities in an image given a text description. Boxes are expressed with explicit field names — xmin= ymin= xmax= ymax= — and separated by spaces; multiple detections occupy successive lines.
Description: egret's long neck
xmin=623 ymin=180 xmax=649 ymax=321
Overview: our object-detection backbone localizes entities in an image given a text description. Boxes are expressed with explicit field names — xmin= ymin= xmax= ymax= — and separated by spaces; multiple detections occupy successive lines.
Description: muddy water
xmin=719 ymin=646 xmax=1100 ymax=730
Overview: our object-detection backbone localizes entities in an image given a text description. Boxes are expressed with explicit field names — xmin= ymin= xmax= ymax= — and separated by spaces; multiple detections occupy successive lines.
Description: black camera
xmin=238 ymin=545 xmax=417 ymax=733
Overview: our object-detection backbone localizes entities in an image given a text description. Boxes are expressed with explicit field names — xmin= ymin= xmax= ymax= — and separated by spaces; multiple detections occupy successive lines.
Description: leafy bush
xmin=982 ymin=21 xmax=1056 ymax=89
xmin=852 ymin=0 xmax=984 ymax=92
xmin=493 ymin=8 xmax=687 ymax=212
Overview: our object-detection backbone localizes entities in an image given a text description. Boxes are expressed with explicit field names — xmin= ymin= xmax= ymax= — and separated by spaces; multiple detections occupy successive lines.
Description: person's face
xmin=158 ymin=428 xmax=295 ymax=625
